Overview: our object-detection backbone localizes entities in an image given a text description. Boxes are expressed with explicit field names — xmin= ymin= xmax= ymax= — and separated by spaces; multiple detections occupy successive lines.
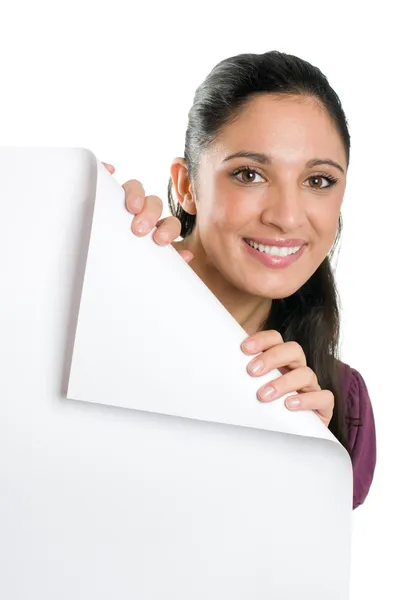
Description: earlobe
xmin=182 ymin=193 xmax=197 ymax=215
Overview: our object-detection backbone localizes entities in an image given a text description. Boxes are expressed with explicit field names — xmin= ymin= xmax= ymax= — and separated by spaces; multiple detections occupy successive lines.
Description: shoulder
xmin=337 ymin=360 xmax=377 ymax=509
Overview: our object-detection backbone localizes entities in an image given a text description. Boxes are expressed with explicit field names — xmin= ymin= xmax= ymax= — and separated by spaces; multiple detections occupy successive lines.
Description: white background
xmin=1 ymin=1 xmax=396 ymax=597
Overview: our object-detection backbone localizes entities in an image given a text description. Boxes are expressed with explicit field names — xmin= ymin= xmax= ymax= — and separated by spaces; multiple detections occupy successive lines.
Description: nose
xmin=259 ymin=185 xmax=306 ymax=233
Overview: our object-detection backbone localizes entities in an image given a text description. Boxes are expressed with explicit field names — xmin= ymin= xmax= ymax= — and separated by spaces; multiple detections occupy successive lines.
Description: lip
xmin=244 ymin=237 xmax=307 ymax=248
xmin=243 ymin=239 xmax=307 ymax=270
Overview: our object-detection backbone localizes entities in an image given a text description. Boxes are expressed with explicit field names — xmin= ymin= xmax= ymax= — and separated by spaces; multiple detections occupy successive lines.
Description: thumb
xmin=179 ymin=249 xmax=194 ymax=264
xmin=101 ymin=162 xmax=116 ymax=174
xmin=168 ymin=237 xmax=194 ymax=264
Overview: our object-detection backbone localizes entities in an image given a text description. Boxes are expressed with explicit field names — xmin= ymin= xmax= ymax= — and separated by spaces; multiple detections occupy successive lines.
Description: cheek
xmin=310 ymin=198 xmax=341 ymax=235
xmin=310 ymin=211 xmax=341 ymax=258
xmin=198 ymin=192 xmax=256 ymax=233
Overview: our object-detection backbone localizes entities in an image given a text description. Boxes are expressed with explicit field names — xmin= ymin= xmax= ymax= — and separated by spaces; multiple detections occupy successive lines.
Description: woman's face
xmin=183 ymin=94 xmax=347 ymax=300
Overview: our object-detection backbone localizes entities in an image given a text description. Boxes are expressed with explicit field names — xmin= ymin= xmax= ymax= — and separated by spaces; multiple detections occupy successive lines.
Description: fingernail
xmin=286 ymin=397 xmax=301 ymax=409
xmin=248 ymin=358 xmax=263 ymax=374
xmin=134 ymin=220 xmax=150 ymax=234
xmin=258 ymin=385 xmax=276 ymax=402
xmin=242 ymin=338 xmax=257 ymax=352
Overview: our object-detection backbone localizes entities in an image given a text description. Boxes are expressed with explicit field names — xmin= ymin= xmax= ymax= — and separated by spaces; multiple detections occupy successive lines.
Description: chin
xmin=238 ymin=278 xmax=303 ymax=300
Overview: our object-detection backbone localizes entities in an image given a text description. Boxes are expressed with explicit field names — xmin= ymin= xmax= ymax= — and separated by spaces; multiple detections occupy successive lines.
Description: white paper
xmin=67 ymin=156 xmax=339 ymax=443
xmin=0 ymin=148 xmax=353 ymax=600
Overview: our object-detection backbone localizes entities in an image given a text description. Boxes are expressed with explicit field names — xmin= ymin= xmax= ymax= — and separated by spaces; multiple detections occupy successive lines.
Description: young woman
xmin=103 ymin=50 xmax=376 ymax=510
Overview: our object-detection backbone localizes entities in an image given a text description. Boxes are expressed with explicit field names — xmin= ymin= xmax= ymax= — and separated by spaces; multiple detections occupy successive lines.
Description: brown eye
xmin=306 ymin=175 xmax=338 ymax=190
xmin=241 ymin=169 xmax=257 ymax=183
xmin=231 ymin=167 xmax=264 ymax=184
xmin=309 ymin=176 xmax=324 ymax=189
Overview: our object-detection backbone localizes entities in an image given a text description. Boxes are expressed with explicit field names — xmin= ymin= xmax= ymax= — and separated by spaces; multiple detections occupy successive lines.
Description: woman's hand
xmin=101 ymin=162 xmax=194 ymax=263
xmin=241 ymin=330 xmax=334 ymax=427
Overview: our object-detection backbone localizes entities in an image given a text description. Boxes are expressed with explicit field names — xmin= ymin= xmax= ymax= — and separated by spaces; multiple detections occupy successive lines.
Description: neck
xmin=174 ymin=239 xmax=271 ymax=336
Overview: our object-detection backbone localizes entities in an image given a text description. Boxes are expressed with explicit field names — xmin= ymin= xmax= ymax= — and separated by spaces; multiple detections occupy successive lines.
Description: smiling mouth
xmin=243 ymin=238 xmax=304 ymax=257
xmin=243 ymin=238 xmax=307 ymax=269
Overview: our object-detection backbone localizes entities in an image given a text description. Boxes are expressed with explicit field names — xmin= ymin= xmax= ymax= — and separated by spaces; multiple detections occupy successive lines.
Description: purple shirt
xmin=339 ymin=361 xmax=377 ymax=509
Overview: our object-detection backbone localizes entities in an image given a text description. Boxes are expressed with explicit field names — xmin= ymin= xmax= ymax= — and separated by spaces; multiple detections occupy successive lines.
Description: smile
xmin=245 ymin=239 xmax=303 ymax=257
xmin=243 ymin=239 xmax=307 ymax=269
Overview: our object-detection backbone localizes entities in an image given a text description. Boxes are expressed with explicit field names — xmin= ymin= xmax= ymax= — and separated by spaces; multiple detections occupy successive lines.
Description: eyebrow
xmin=222 ymin=150 xmax=345 ymax=175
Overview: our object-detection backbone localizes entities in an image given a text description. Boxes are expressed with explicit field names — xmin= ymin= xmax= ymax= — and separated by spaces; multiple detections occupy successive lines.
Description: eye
xmin=305 ymin=174 xmax=339 ymax=190
xmin=230 ymin=166 xmax=265 ymax=184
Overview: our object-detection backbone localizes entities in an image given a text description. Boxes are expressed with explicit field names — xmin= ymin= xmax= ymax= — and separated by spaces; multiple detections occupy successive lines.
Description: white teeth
xmin=246 ymin=240 xmax=302 ymax=257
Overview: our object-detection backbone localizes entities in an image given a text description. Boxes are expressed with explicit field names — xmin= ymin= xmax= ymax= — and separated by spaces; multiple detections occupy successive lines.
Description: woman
xmin=104 ymin=50 xmax=376 ymax=510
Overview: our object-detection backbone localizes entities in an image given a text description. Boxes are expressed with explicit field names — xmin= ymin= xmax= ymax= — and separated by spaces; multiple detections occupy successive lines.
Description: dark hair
xmin=167 ymin=50 xmax=355 ymax=451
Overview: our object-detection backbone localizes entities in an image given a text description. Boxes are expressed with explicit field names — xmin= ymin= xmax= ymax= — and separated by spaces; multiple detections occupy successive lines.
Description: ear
xmin=170 ymin=158 xmax=197 ymax=215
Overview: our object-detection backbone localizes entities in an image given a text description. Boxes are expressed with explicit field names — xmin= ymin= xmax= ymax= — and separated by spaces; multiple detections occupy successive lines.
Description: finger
xmin=102 ymin=162 xmax=116 ymax=174
xmin=241 ymin=329 xmax=284 ymax=354
xmin=152 ymin=216 xmax=182 ymax=245
xmin=246 ymin=340 xmax=307 ymax=377
xmin=152 ymin=217 xmax=194 ymax=262
xmin=285 ymin=389 xmax=334 ymax=412
xmin=123 ymin=179 xmax=146 ymax=214
xmin=256 ymin=366 xmax=319 ymax=402
xmin=285 ymin=390 xmax=334 ymax=426
xmin=131 ymin=194 xmax=163 ymax=236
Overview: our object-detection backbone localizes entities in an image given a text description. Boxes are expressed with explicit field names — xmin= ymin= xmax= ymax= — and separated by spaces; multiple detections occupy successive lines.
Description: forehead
xmin=209 ymin=94 xmax=346 ymax=167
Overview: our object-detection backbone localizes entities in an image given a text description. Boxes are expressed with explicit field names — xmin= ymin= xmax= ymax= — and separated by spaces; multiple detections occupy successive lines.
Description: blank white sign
xmin=0 ymin=147 xmax=353 ymax=599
